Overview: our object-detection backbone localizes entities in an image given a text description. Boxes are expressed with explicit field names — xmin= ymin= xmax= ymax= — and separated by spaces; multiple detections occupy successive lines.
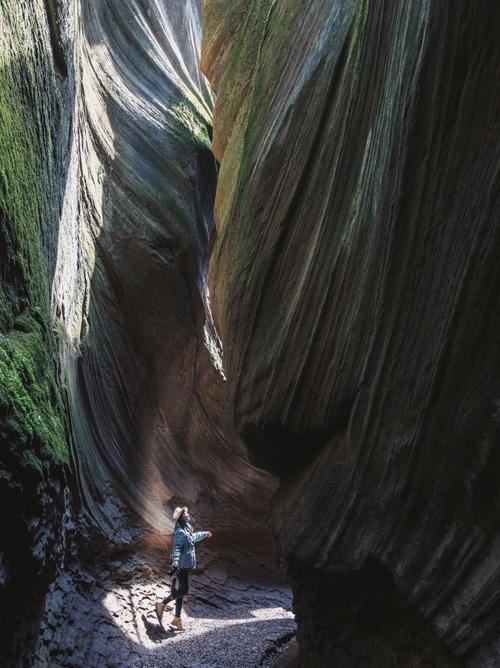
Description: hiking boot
xmin=155 ymin=601 xmax=165 ymax=624
xmin=169 ymin=616 xmax=184 ymax=631
xmin=155 ymin=601 xmax=173 ymax=624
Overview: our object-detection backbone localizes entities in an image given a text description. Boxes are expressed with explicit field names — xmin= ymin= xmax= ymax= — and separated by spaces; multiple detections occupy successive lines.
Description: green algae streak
xmin=0 ymin=7 xmax=68 ymax=464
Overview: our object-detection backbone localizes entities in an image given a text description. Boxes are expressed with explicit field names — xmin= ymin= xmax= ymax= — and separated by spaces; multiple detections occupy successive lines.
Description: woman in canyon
xmin=155 ymin=506 xmax=212 ymax=630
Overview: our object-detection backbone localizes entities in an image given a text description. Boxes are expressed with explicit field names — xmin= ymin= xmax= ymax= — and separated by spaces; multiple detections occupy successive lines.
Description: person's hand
xmin=168 ymin=563 xmax=179 ymax=577
xmin=207 ymin=531 xmax=212 ymax=538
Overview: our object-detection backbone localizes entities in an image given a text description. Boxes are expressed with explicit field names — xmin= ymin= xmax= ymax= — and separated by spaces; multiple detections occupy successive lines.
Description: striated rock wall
xmin=51 ymin=0 xmax=273 ymax=538
xmin=0 ymin=0 xmax=75 ymax=663
xmin=202 ymin=1 xmax=500 ymax=665
xmin=1 ymin=0 xmax=274 ymax=664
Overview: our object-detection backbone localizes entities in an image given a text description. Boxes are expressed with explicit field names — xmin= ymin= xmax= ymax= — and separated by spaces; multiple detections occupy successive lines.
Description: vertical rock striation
xmin=202 ymin=1 xmax=500 ymax=665
xmin=1 ymin=0 xmax=274 ymax=663
xmin=51 ymin=0 xmax=273 ymax=537
xmin=0 ymin=0 xmax=75 ymax=662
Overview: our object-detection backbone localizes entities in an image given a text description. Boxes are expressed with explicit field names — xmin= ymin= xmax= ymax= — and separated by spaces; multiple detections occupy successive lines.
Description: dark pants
xmin=163 ymin=569 xmax=189 ymax=617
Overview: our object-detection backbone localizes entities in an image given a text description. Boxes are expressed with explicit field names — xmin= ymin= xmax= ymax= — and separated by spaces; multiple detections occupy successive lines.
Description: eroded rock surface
xmin=1 ymin=0 xmax=275 ymax=664
xmin=53 ymin=0 xmax=273 ymax=537
xmin=202 ymin=1 xmax=500 ymax=665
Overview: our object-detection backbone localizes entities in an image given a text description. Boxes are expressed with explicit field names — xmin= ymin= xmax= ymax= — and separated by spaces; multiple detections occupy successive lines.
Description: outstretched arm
xmin=193 ymin=531 xmax=212 ymax=543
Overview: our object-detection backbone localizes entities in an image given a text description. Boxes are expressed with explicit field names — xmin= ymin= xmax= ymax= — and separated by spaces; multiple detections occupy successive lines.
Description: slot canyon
xmin=1 ymin=1 xmax=500 ymax=666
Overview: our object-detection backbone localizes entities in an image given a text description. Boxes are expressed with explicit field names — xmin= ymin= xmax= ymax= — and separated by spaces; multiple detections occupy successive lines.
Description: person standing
xmin=155 ymin=506 xmax=212 ymax=630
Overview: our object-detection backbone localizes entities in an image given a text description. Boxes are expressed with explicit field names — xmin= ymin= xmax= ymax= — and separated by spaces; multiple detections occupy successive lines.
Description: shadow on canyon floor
xmin=137 ymin=615 xmax=296 ymax=667
xmin=34 ymin=539 xmax=296 ymax=667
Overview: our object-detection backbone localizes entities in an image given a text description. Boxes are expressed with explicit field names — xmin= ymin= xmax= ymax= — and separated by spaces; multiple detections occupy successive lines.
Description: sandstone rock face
xmin=52 ymin=0 xmax=272 ymax=538
xmin=1 ymin=0 xmax=273 ymax=663
xmin=202 ymin=1 xmax=500 ymax=665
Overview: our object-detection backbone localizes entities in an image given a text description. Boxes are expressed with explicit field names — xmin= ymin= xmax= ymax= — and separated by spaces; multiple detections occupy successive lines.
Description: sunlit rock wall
xmin=51 ymin=0 xmax=273 ymax=538
xmin=202 ymin=1 xmax=500 ymax=665
xmin=0 ymin=0 xmax=274 ymax=663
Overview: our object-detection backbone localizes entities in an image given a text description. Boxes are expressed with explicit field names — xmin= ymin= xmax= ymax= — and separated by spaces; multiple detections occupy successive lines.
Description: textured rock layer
xmin=0 ymin=1 xmax=74 ymax=663
xmin=202 ymin=1 xmax=500 ymax=665
xmin=52 ymin=0 xmax=272 ymax=537
xmin=1 ymin=1 xmax=274 ymax=664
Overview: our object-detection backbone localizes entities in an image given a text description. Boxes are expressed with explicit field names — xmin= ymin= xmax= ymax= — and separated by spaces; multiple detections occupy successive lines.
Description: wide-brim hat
xmin=173 ymin=506 xmax=187 ymax=522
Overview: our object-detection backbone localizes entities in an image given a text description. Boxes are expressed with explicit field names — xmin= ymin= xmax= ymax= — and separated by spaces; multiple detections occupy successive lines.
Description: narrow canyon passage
xmin=1 ymin=0 xmax=294 ymax=666
xmin=2 ymin=1 xmax=500 ymax=667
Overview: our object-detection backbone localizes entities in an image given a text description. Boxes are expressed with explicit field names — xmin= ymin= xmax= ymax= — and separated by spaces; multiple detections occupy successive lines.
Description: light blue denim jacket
xmin=171 ymin=522 xmax=209 ymax=570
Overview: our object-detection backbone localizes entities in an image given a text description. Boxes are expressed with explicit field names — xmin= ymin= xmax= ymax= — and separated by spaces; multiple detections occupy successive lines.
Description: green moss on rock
xmin=0 ymin=324 xmax=67 ymax=463
xmin=165 ymin=99 xmax=212 ymax=152
xmin=0 ymin=6 xmax=69 ymax=465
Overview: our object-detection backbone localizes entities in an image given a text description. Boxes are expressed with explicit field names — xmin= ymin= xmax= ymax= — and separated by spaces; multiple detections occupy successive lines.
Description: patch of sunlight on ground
xmin=102 ymin=585 xmax=294 ymax=649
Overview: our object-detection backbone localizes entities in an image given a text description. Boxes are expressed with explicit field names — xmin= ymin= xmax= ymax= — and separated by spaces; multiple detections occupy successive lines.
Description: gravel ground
xmin=35 ymin=542 xmax=296 ymax=667
xmin=135 ymin=602 xmax=295 ymax=667
xmin=105 ymin=548 xmax=296 ymax=667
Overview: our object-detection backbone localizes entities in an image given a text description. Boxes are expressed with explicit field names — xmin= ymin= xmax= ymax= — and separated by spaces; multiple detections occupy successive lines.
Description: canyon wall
xmin=202 ymin=1 xmax=500 ymax=665
xmin=1 ymin=1 xmax=273 ymax=664
xmin=0 ymin=1 xmax=75 ymax=661
xmin=52 ymin=0 xmax=272 ymax=538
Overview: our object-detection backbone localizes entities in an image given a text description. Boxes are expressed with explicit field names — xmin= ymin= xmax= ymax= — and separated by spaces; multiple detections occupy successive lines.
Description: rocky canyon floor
xmin=34 ymin=535 xmax=296 ymax=667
